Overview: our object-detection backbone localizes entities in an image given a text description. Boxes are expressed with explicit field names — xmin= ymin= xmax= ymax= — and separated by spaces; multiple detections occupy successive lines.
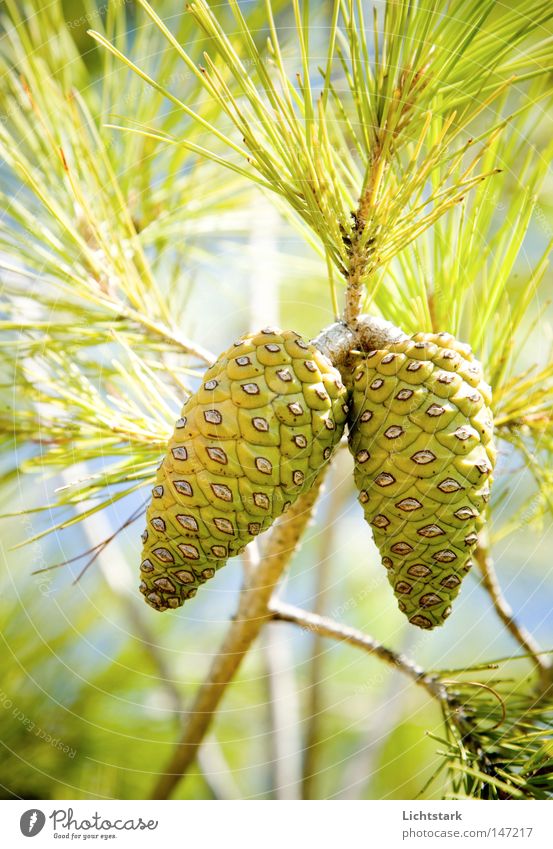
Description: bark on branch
xmin=312 ymin=314 xmax=406 ymax=366
xmin=269 ymin=600 xmax=447 ymax=702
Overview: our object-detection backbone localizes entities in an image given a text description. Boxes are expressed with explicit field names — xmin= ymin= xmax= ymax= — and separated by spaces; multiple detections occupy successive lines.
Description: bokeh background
xmin=1 ymin=0 xmax=552 ymax=800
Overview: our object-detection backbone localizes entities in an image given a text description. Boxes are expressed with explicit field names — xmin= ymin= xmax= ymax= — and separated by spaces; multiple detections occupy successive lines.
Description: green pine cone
xmin=348 ymin=331 xmax=496 ymax=630
xmin=140 ymin=327 xmax=349 ymax=611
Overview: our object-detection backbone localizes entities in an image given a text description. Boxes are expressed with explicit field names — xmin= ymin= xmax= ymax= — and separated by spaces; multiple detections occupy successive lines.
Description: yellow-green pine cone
xmin=140 ymin=327 xmax=349 ymax=611
xmin=348 ymin=331 xmax=496 ymax=630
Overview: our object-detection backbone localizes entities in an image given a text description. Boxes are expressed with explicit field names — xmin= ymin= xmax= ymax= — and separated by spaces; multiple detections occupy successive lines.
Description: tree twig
xmin=312 ymin=314 xmax=405 ymax=366
xmin=343 ymin=151 xmax=387 ymax=327
xmin=301 ymin=458 xmax=347 ymax=799
xmin=149 ymin=468 xmax=328 ymax=800
xmin=262 ymin=623 xmax=303 ymax=799
xmin=337 ymin=660 xmax=410 ymax=799
xmin=244 ymin=543 xmax=303 ymax=800
xmin=269 ymin=600 xmax=447 ymax=703
xmin=475 ymin=541 xmax=552 ymax=690
xmin=128 ymin=603 xmax=242 ymax=800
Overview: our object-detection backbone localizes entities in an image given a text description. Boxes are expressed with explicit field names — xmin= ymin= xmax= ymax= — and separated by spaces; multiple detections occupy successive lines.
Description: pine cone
xmin=348 ymin=331 xmax=496 ymax=629
xmin=140 ymin=327 xmax=349 ymax=610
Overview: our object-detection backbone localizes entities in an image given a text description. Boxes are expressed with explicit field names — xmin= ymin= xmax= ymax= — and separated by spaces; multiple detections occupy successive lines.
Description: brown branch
xmin=136 ymin=607 xmax=242 ymax=797
xmin=245 ymin=543 xmax=303 ymax=799
xmin=343 ymin=153 xmax=387 ymax=327
xmin=301 ymin=460 xmax=347 ymax=799
xmin=301 ymin=552 xmax=333 ymax=800
xmin=475 ymin=541 xmax=552 ymax=691
xmin=129 ymin=601 xmax=241 ymax=800
xmin=269 ymin=600 xmax=447 ymax=703
xmin=149 ymin=468 xmax=328 ymax=800
xmin=343 ymin=242 xmax=369 ymax=327
xmin=262 ymin=623 xmax=303 ymax=799
xmin=337 ymin=653 xmax=411 ymax=799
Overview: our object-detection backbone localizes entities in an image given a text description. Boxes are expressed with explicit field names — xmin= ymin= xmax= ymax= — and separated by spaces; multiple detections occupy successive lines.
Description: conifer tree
xmin=1 ymin=0 xmax=553 ymax=800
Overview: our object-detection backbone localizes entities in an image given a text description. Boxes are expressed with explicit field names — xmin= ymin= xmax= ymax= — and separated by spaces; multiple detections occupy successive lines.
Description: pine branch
xmin=271 ymin=600 xmax=553 ymax=800
xmin=2 ymin=0 xmax=553 ymax=802
xmin=436 ymin=667 xmax=553 ymax=799
xmin=150 ymin=467 xmax=328 ymax=800
xmin=261 ymin=622 xmax=303 ymax=799
xmin=269 ymin=601 xmax=447 ymax=702
xmin=243 ymin=542 xmax=304 ymax=798
xmin=131 ymin=609 xmax=242 ymax=801
xmin=301 ymin=460 xmax=348 ymax=799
